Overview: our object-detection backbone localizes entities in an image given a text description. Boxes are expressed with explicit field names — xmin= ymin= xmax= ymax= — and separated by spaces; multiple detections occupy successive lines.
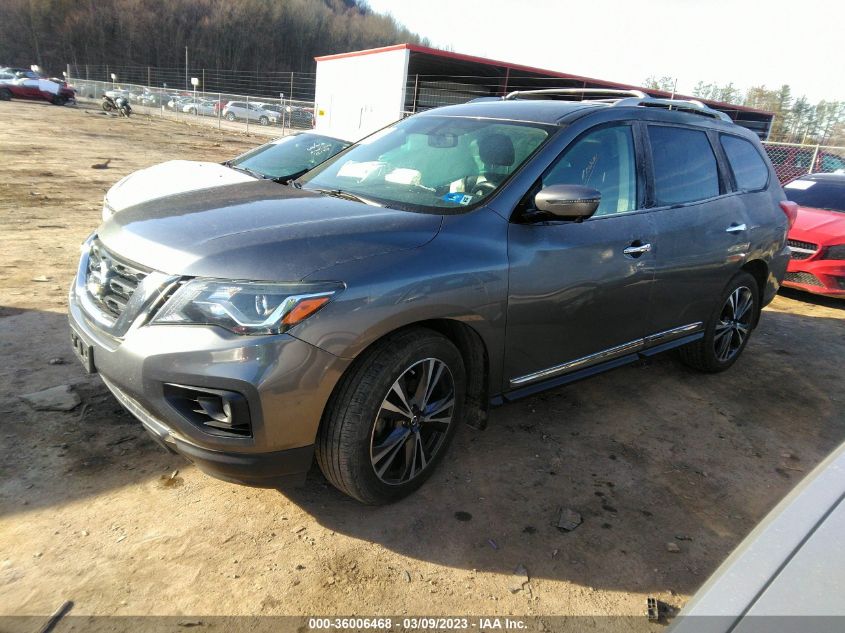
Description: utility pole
xmin=185 ymin=46 xmax=188 ymax=91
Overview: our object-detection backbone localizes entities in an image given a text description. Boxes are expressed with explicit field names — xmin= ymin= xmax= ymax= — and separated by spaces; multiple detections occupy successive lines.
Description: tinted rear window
xmin=784 ymin=180 xmax=845 ymax=213
xmin=721 ymin=135 xmax=769 ymax=191
xmin=648 ymin=126 xmax=720 ymax=205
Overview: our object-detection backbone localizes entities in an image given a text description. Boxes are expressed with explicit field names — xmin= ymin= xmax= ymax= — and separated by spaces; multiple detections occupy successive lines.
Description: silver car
xmin=68 ymin=90 xmax=791 ymax=504
xmin=222 ymin=100 xmax=278 ymax=125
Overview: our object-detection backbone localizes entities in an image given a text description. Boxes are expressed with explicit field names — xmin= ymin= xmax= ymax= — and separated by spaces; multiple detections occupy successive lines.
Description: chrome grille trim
xmin=787 ymin=239 xmax=819 ymax=261
xmin=74 ymin=237 xmax=180 ymax=339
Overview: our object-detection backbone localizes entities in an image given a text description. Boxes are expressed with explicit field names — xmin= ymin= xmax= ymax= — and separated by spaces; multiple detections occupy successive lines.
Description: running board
xmin=496 ymin=328 xmax=703 ymax=404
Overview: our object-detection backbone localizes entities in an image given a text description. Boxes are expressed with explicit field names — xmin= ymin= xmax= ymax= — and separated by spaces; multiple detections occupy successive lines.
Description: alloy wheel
xmin=714 ymin=286 xmax=754 ymax=362
xmin=370 ymin=358 xmax=455 ymax=485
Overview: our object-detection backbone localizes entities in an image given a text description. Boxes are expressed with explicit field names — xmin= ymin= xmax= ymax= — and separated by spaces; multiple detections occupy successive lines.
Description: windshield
xmin=298 ymin=115 xmax=552 ymax=212
xmin=784 ymin=179 xmax=845 ymax=213
xmin=229 ymin=133 xmax=351 ymax=180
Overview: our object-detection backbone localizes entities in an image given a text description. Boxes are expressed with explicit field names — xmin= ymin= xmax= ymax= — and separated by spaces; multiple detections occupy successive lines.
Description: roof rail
xmin=612 ymin=96 xmax=733 ymax=122
xmin=503 ymin=88 xmax=647 ymax=101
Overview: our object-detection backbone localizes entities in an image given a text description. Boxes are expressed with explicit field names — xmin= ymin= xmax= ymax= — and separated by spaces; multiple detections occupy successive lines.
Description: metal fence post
xmin=218 ymin=92 xmax=222 ymax=130
xmin=808 ymin=145 xmax=821 ymax=174
xmin=246 ymin=95 xmax=250 ymax=134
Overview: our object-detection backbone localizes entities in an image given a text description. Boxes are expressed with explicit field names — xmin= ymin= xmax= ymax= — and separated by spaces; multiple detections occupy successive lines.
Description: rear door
xmin=642 ymin=124 xmax=749 ymax=336
xmin=504 ymin=122 xmax=657 ymax=392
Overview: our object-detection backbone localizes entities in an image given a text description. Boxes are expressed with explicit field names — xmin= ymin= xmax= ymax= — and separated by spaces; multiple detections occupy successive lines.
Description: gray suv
xmin=68 ymin=90 xmax=792 ymax=504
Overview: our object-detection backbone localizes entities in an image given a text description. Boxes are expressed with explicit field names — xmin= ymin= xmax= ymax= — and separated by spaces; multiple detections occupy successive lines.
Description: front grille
xmin=787 ymin=239 xmax=819 ymax=261
xmin=784 ymin=271 xmax=823 ymax=286
xmin=85 ymin=240 xmax=150 ymax=319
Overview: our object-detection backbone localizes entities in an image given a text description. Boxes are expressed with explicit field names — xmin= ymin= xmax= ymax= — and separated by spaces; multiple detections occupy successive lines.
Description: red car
xmin=0 ymin=74 xmax=75 ymax=105
xmin=783 ymin=173 xmax=845 ymax=297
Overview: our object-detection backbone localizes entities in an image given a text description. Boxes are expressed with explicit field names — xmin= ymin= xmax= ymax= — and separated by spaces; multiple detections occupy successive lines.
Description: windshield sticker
xmin=442 ymin=192 xmax=474 ymax=206
xmin=785 ymin=180 xmax=815 ymax=190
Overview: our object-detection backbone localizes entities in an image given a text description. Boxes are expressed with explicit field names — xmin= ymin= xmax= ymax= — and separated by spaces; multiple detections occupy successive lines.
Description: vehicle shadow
xmin=2 ymin=304 xmax=843 ymax=596
xmin=778 ymin=287 xmax=845 ymax=310
xmin=0 ymin=307 xmax=184 ymax=519
xmin=279 ymin=304 xmax=845 ymax=594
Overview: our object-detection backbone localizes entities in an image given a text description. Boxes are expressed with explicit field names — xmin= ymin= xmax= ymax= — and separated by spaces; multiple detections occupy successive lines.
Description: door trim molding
xmin=508 ymin=322 xmax=703 ymax=388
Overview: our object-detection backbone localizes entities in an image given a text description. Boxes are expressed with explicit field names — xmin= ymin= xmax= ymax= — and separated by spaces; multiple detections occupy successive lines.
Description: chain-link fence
xmin=761 ymin=141 xmax=845 ymax=184
xmin=69 ymin=77 xmax=316 ymax=137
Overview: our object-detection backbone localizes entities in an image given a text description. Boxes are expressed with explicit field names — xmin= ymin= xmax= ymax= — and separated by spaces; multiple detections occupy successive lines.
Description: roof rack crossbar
xmin=503 ymin=88 xmax=647 ymax=101
xmin=612 ymin=97 xmax=733 ymax=122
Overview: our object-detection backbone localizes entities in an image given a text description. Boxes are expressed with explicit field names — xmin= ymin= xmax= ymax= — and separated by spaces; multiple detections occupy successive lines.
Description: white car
xmin=182 ymin=99 xmax=217 ymax=116
xmin=670 ymin=440 xmax=845 ymax=631
xmin=101 ymin=132 xmax=351 ymax=220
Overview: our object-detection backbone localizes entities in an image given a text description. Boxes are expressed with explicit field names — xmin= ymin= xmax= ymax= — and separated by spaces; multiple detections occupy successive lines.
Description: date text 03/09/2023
xmin=307 ymin=617 xmax=529 ymax=630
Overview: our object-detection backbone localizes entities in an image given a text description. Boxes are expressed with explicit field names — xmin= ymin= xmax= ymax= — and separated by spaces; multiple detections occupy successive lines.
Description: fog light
xmin=163 ymin=383 xmax=252 ymax=437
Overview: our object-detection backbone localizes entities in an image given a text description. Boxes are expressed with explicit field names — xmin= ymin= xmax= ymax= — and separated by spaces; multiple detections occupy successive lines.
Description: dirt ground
xmin=1 ymin=101 xmax=844 ymax=626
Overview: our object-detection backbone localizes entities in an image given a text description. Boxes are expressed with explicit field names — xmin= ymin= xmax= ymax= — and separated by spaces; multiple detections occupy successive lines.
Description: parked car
xmin=222 ymin=100 xmax=278 ymax=125
xmin=101 ymin=132 xmax=351 ymax=219
xmin=765 ymin=144 xmax=845 ymax=184
xmin=0 ymin=75 xmax=75 ymax=105
xmin=670 ymin=439 xmax=845 ymax=629
xmin=182 ymin=98 xmax=217 ymax=116
xmin=781 ymin=173 xmax=845 ymax=297
xmin=68 ymin=91 xmax=791 ymax=504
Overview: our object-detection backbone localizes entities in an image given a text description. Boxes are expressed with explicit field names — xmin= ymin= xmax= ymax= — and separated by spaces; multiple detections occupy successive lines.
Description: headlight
xmin=151 ymin=279 xmax=342 ymax=335
xmin=823 ymin=244 xmax=845 ymax=260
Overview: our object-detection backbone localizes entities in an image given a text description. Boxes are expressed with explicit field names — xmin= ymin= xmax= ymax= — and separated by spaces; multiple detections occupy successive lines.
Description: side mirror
xmin=534 ymin=184 xmax=601 ymax=220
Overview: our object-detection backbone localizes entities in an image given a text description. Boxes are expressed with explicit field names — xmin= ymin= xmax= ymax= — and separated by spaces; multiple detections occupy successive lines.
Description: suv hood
xmin=105 ymin=160 xmax=256 ymax=212
xmin=98 ymin=180 xmax=442 ymax=280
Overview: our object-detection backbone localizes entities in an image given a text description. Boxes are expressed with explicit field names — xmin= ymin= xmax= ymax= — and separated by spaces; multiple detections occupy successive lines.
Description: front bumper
xmin=68 ymin=283 xmax=350 ymax=487
xmin=783 ymin=257 xmax=845 ymax=298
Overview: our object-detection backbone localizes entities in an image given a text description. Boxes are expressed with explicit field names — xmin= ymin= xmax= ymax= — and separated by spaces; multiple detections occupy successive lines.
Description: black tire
xmin=259 ymin=116 xmax=269 ymax=126
xmin=226 ymin=112 xmax=236 ymax=122
xmin=51 ymin=95 xmax=67 ymax=106
xmin=0 ymin=88 xmax=12 ymax=101
xmin=679 ymin=271 xmax=759 ymax=373
xmin=316 ymin=328 xmax=466 ymax=504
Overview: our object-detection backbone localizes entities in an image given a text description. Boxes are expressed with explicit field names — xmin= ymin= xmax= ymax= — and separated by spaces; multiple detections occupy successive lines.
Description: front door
xmin=504 ymin=123 xmax=656 ymax=392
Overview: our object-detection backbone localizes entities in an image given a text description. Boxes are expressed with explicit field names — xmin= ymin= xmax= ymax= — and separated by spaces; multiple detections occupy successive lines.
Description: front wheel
xmin=679 ymin=271 xmax=759 ymax=372
xmin=225 ymin=112 xmax=236 ymax=122
xmin=258 ymin=116 xmax=269 ymax=126
xmin=316 ymin=328 xmax=466 ymax=504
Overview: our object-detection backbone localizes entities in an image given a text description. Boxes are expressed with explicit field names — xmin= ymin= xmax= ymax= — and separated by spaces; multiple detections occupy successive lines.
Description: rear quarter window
xmin=648 ymin=126 xmax=720 ymax=206
xmin=721 ymin=135 xmax=769 ymax=191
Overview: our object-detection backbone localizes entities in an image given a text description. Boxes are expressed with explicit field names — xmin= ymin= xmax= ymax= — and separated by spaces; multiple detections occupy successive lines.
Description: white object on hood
xmin=103 ymin=160 xmax=256 ymax=219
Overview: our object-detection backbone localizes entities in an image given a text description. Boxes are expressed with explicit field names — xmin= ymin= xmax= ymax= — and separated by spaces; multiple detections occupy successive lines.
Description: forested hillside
xmin=0 ymin=0 xmax=428 ymax=74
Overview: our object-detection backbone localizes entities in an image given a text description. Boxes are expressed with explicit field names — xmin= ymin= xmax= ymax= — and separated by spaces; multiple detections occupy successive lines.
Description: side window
xmin=648 ymin=126 xmax=720 ymax=205
xmin=721 ymin=135 xmax=769 ymax=191
xmin=542 ymin=125 xmax=638 ymax=216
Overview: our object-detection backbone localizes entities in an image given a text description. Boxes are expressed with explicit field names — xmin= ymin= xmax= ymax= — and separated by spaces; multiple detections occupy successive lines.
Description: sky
xmin=366 ymin=0 xmax=845 ymax=103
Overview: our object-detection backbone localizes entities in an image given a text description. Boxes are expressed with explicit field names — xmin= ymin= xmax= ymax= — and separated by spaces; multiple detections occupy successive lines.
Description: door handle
xmin=725 ymin=223 xmax=747 ymax=233
xmin=623 ymin=243 xmax=652 ymax=256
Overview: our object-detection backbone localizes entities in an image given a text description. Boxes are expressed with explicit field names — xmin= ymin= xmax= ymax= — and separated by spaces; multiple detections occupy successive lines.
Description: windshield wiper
xmin=226 ymin=163 xmax=269 ymax=180
xmin=311 ymin=188 xmax=386 ymax=207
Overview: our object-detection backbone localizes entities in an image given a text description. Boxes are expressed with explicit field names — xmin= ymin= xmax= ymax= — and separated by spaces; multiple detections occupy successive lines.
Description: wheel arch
xmin=740 ymin=259 xmax=768 ymax=324
xmin=320 ymin=318 xmax=491 ymax=435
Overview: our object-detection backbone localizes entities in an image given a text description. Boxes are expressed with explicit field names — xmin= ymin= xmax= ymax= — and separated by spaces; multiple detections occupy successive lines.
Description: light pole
xmin=111 ymin=73 xmax=116 ymax=89
xmin=191 ymin=77 xmax=199 ymax=114
xmin=185 ymin=46 xmax=189 ymax=91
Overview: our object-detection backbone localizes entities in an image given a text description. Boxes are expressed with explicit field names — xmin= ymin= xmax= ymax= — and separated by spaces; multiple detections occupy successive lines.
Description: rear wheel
xmin=226 ymin=112 xmax=236 ymax=121
xmin=679 ymin=271 xmax=759 ymax=372
xmin=316 ymin=328 xmax=465 ymax=504
xmin=0 ymin=88 xmax=12 ymax=101
xmin=259 ymin=115 xmax=269 ymax=126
